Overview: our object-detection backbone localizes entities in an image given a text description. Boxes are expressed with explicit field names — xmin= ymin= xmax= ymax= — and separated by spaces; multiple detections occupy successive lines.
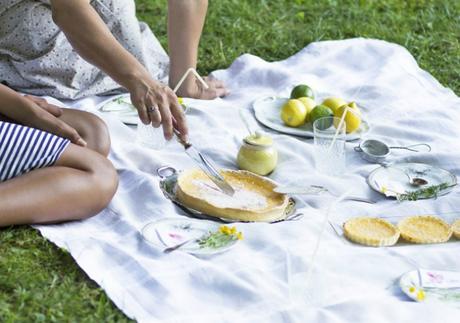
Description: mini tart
xmin=343 ymin=217 xmax=400 ymax=247
xmin=175 ymin=168 xmax=289 ymax=222
xmin=452 ymin=219 xmax=460 ymax=240
xmin=398 ymin=216 xmax=452 ymax=244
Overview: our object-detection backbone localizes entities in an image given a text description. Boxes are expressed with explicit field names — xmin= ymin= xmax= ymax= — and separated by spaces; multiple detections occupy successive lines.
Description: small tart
xmin=343 ymin=217 xmax=400 ymax=247
xmin=398 ymin=216 xmax=452 ymax=244
xmin=452 ymin=219 xmax=460 ymax=240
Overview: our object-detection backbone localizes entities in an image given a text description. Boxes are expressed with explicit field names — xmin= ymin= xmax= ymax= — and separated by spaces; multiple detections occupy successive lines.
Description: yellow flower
xmin=230 ymin=226 xmax=237 ymax=234
xmin=416 ymin=289 xmax=425 ymax=301
xmin=409 ymin=286 xmax=415 ymax=293
xmin=178 ymin=97 xmax=184 ymax=105
xmin=237 ymin=232 xmax=243 ymax=240
xmin=219 ymin=225 xmax=231 ymax=235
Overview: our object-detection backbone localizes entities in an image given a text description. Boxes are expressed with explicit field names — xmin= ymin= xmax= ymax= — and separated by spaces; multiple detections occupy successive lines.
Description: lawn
xmin=1 ymin=0 xmax=459 ymax=321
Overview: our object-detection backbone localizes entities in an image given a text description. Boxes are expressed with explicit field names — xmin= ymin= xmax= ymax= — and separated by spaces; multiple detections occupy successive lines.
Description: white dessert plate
xmin=330 ymin=212 xmax=459 ymax=247
xmin=368 ymin=162 xmax=457 ymax=199
xmin=141 ymin=218 xmax=239 ymax=255
xmin=252 ymin=96 xmax=369 ymax=141
xmin=400 ymin=269 xmax=460 ymax=307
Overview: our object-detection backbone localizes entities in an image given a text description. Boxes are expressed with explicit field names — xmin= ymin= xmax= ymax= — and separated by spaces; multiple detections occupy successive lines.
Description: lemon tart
xmin=343 ymin=217 xmax=400 ymax=247
xmin=176 ymin=169 xmax=289 ymax=222
xmin=452 ymin=219 xmax=460 ymax=240
xmin=398 ymin=216 xmax=452 ymax=244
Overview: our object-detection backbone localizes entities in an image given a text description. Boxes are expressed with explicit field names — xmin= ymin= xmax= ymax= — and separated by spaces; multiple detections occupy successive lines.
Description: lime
xmin=280 ymin=99 xmax=307 ymax=127
xmin=321 ymin=97 xmax=347 ymax=114
xmin=310 ymin=105 xmax=333 ymax=129
xmin=297 ymin=97 xmax=316 ymax=122
xmin=333 ymin=102 xmax=362 ymax=133
xmin=290 ymin=84 xmax=314 ymax=100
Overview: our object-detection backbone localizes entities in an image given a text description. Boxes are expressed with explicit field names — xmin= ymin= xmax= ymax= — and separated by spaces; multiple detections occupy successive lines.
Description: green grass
xmin=1 ymin=0 xmax=459 ymax=321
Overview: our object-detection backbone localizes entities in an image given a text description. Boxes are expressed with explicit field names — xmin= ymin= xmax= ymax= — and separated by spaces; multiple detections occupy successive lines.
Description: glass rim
xmin=312 ymin=116 xmax=346 ymax=134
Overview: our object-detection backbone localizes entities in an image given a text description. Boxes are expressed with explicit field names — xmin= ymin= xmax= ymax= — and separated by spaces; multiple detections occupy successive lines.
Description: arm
xmin=50 ymin=0 xmax=187 ymax=140
xmin=168 ymin=0 xmax=228 ymax=98
xmin=0 ymin=84 xmax=86 ymax=146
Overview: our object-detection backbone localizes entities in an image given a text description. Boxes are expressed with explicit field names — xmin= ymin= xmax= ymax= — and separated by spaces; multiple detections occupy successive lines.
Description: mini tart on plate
xmin=175 ymin=168 xmax=289 ymax=222
xmin=452 ymin=219 xmax=460 ymax=240
xmin=343 ymin=217 xmax=400 ymax=247
xmin=398 ymin=216 xmax=452 ymax=244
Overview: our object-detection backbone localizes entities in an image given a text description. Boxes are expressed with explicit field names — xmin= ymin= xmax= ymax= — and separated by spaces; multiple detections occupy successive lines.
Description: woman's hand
xmin=127 ymin=77 xmax=188 ymax=141
xmin=21 ymin=96 xmax=87 ymax=147
xmin=175 ymin=76 xmax=229 ymax=100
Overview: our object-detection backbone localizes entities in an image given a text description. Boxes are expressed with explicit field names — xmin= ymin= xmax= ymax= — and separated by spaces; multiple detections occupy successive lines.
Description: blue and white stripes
xmin=0 ymin=121 xmax=70 ymax=182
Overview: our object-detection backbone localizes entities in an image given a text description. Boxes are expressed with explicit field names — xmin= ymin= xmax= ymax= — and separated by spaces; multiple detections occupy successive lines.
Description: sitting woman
xmin=0 ymin=0 xmax=227 ymax=139
xmin=0 ymin=0 xmax=227 ymax=225
xmin=0 ymin=83 xmax=118 ymax=226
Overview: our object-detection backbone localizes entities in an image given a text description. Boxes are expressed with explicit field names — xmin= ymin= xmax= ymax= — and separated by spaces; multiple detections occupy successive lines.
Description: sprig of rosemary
xmin=396 ymin=183 xmax=456 ymax=201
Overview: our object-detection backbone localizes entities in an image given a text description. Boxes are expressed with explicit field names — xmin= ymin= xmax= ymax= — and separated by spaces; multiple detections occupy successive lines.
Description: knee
xmin=93 ymin=158 xmax=118 ymax=213
xmin=80 ymin=156 xmax=119 ymax=219
xmin=78 ymin=111 xmax=112 ymax=157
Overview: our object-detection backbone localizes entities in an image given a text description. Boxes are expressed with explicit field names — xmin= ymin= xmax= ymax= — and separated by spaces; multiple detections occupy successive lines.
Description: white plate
xmin=252 ymin=96 xmax=369 ymax=141
xmin=368 ymin=162 xmax=457 ymax=199
xmin=141 ymin=218 xmax=239 ymax=255
xmin=329 ymin=212 xmax=459 ymax=247
xmin=98 ymin=94 xmax=190 ymax=125
xmin=400 ymin=269 xmax=460 ymax=307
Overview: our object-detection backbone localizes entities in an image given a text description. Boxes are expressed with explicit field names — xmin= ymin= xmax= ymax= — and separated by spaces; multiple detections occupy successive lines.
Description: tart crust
xmin=398 ymin=215 xmax=452 ymax=244
xmin=343 ymin=217 xmax=400 ymax=247
xmin=176 ymin=169 xmax=289 ymax=222
xmin=452 ymin=219 xmax=460 ymax=240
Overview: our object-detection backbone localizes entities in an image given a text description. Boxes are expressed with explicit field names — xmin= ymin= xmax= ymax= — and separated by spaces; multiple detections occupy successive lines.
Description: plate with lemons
xmin=252 ymin=84 xmax=369 ymax=141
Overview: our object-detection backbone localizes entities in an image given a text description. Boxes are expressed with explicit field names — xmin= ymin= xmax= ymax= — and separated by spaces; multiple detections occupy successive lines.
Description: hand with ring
xmin=128 ymin=77 xmax=188 ymax=142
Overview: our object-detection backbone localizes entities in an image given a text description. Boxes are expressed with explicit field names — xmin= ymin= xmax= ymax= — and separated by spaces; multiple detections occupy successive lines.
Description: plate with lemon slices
xmin=252 ymin=96 xmax=369 ymax=141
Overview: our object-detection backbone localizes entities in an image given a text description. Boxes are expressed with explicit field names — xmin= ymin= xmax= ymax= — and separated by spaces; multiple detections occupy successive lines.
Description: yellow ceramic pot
xmin=237 ymin=131 xmax=278 ymax=176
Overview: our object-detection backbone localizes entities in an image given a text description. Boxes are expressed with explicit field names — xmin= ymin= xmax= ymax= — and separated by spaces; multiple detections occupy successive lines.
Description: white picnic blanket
xmin=36 ymin=38 xmax=460 ymax=323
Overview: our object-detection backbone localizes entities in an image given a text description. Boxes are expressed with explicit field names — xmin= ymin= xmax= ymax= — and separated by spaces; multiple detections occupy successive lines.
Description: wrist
xmin=122 ymin=69 xmax=152 ymax=93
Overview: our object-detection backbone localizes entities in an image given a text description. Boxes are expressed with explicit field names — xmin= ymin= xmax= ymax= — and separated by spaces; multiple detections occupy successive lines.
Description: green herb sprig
xmin=198 ymin=225 xmax=243 ymax=249
xmin=396 ymin=183 xmax=456 ymax=201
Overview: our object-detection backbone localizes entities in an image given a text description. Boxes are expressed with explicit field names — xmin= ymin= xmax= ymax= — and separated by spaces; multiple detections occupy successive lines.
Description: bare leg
xmin=0 ymin=143 xmax=118 ymax=226
xmin=0 ymin=109 xmax=111 ymax=156
xmin=58 ymin=109 xmax=111 ymax=156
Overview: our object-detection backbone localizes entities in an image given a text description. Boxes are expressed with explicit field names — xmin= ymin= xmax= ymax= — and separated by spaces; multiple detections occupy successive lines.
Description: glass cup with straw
xmin=137 ymin=68 xmax=209 ymax=149
xmin=313 ymin=116 xmax=347 ymax=176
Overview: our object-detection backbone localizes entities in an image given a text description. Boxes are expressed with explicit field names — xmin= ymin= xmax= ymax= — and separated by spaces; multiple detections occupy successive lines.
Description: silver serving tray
xmin=157 ymin=166 xmax=303 ymax=223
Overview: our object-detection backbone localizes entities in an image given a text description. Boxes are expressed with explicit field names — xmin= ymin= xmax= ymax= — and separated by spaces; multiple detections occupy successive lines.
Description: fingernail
xmin=77 ymin=138 xmax=87 ymax=147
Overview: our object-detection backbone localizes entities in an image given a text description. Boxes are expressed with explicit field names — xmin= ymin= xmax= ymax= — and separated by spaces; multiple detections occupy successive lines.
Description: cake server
xmin=274 ymin=185 xmax=376 ymax=204
xmin=174 ymin=129 xmax=235 ymax=196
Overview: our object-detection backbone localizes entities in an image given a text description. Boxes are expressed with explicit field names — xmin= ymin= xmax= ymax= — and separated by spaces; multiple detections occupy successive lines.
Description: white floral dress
xmin=0 ymin=0 xmax=169 ymax=99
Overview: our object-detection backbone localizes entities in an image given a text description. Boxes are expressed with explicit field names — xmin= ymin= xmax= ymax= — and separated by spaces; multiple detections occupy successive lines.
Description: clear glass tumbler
xmin=313 ymin=116 xmax=346 ymax=176
xmin=136 ymin=121 xmax=167 ymax=150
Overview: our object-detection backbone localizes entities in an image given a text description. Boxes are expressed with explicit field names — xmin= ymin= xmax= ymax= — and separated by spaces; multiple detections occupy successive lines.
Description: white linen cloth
xmin=35 ymin=38 xmax=460 ymax=323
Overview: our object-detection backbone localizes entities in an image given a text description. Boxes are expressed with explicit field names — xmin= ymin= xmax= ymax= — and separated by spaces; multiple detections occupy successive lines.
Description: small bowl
xmin=354 ymin=139 xmax=390 ymax=164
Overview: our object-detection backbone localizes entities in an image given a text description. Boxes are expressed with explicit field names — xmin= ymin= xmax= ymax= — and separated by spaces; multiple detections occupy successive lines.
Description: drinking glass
xmin=137 ymin=121 xmax=167 ymax=150
xmin=313 ymin=116 xmax=346 ymax=176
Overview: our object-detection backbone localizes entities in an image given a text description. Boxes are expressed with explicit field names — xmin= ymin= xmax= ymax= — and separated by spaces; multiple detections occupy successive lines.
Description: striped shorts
xmin=0 ymin=121 xmax=70 ymax=182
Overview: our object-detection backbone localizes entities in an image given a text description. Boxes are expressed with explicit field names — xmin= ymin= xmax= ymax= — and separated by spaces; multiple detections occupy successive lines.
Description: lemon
xmin=297 ymin=97 xmax=316 ymax=122
xmin=290 ymin=84 xmax=314 ymax=99
xmin=281 ymin=99 xmax=307 ymax=127
xmin=321 ymin=97 xmax=347 ymax=114
xmin=333 ymin=102 xmax=362 ymax=133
